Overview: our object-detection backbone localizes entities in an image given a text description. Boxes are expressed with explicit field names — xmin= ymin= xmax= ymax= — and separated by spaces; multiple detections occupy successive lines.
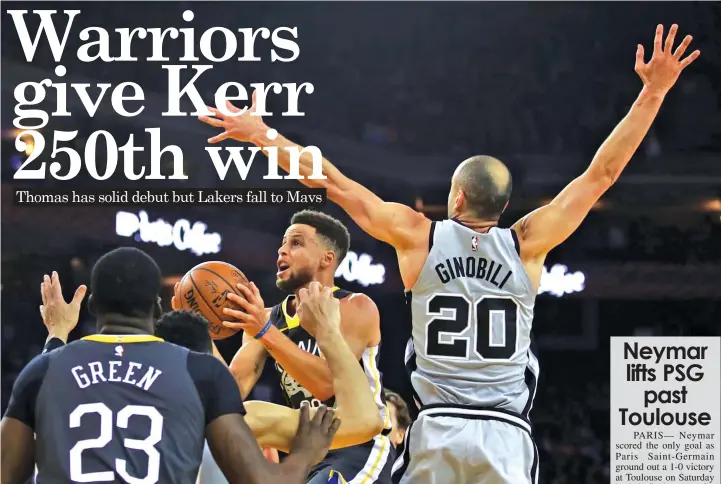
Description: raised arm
xmin=2 ymin=274 xmax=85 ymax=483
xmin=243 ymin=283 xmax=384 ymax=451
xmin=199 ymin=98 xmax=430 ymax=251
xmin=513 ymin=24 xmax=700 ymax=263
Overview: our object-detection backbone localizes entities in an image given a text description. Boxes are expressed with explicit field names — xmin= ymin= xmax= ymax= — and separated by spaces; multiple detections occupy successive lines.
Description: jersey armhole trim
xmin=405 ymin=221 xmax=438 ymax=294
xmin=428 ymin=221 xmax=437 ymax=251
xmin=510 ymin=228 xmax=521 ymax=256
xmin=507 ymin=228 xmax=535 ymax=294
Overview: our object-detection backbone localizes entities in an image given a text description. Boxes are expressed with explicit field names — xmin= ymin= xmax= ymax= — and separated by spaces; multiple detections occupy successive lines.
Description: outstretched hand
xmin=39 ymin=271 xmax=87 ymax=343
xmin=636 ymin=24 xmax=700 ymax=96
xmin=198 ymin=91 xmax=268 ymax=144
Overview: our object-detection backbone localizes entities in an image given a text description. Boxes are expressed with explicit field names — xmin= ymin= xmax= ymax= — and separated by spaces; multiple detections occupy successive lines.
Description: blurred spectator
xmin=384 ymin=389 xmax=413 ymax=447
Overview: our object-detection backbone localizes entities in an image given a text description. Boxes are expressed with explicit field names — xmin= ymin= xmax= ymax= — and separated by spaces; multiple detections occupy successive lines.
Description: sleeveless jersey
xmin=3 ymin=334 xmax=245 ymax=484
xmin=405 ymin=219 xmax=540 ymax=416
xmin=268 ymin=287 xmax=392 ymax=433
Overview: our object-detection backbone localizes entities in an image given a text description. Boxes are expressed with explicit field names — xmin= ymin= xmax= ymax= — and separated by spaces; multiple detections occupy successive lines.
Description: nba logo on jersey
xmin=114 ymin=345 xmax=124 ymax=357
xmin=471 ymin=236 xmax=479 ymax=251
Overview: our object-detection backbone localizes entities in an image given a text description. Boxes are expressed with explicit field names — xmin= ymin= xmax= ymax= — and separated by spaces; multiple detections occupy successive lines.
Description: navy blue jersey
xmin=269 ymin=288 xmax=391 ymax=432
xmin=268 ymin=288 xmax=396 ymax=482
xmin=269 ymin=288 xmax=349 ymax=409
xmin=4 ymin=334 xmax=245 ymax=484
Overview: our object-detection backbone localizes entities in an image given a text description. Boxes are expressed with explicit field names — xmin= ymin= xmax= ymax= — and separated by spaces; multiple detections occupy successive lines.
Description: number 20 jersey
xmin=405 ymin=219 xmax=540 ymax=415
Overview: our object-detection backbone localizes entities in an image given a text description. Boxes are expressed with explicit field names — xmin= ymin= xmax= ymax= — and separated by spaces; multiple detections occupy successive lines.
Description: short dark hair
xmin=291 ymin=210 xmax=350 ymax=268
xmin=154 ymin=310 xmax=212 ymax=353
xmin=456 ymin=155 xmax=512 ymax=219
xmin=384 ymin=389 xmax=412 ymax=430
xmin=90 ymin=247 xmax=162 ymax=317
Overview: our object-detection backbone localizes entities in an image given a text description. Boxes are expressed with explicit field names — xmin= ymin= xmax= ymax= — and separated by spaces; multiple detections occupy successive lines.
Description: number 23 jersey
xmin=4 ymin=335 xmax=244 ymax=484
xmin=405 ymin=219 xmax=540 ymax=415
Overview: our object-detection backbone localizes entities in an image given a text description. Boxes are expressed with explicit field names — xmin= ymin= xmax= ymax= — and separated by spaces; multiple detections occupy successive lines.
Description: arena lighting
xmin=701 ymin=199 xmax=721 ymax=211
xmin=115 ymin=210 xmax=221 ymax=256
xmin=335 ymin=251 xmax=386 ymax=287
xmin=3 ymin=128 xmax=23 ymax=140
xmin=538 ymin=264 xmax=586 ymax=297
xmin=23 ymin=135 xmax=34 ymax=156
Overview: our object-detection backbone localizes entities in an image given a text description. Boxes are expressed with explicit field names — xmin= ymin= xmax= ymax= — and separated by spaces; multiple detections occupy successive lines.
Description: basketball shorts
xmin=391 ymin=404 xmax=538 ymax=484
xmin=306 ymin=434 xmax=395 ymax=484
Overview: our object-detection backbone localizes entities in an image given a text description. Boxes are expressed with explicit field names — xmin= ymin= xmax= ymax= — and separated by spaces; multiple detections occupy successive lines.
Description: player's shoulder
xmin=38 ymin=339 xmax=85 ymax=362
xmin=184 ymin=350 xmax=245 ymax=417
xmin=427 ymin=218 xmax=460 ymax=246
xmin=340 ymin=291 xmax=377 ymax=310
xmin=186 ymin=350 xmax=229 ymax=378
xmin=23 ymin=350 xmax=53 ymax=374
xmin=339 ymin=290 xmax=380 ymax=323
xmin=147 ymin=341 xmax=221 ymax=376
xmin=395 ymin=203 xmax=432 ymax=230
xmin=11 ymin=350 xmax=55 ymax=394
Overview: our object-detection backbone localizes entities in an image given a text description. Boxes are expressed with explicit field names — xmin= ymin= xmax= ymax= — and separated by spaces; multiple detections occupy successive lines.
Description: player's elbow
xmin=355 ymin=413 xmax=384 ymax=443
xmin=347 ymin=398 xmax=384 ymax=439
xmin=600 ymin=169 xmax=619 ymax=188
xmin=368 ymin=413 xmax=384 ymax=437
xmin=588 ymin=164 xmax=619 ymax=189
xmin=336 ymin=412 xmax=383 ymax=448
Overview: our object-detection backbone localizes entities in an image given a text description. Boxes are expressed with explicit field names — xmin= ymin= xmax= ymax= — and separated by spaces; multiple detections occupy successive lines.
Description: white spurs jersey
xmin=405 ymin=219 xmax=540 ymax=416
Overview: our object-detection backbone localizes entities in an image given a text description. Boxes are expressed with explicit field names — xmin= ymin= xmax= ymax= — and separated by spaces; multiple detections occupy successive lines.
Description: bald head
xmin=450 ymin=155 xmax=512 ymax=220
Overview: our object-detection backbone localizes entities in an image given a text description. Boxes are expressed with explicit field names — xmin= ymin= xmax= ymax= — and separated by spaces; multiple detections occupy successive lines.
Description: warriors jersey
xmin=4 ymin=334 xmax=244 ymax=484
xmin=268 ymin=287 xmax=392 ymax=433
xmin=405 ymin=219 xmax=540 ymax=416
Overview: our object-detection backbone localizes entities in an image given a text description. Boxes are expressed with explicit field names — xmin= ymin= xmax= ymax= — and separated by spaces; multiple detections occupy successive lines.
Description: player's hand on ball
xmin=39 ymin=271 xmax=86 ymax=343
xmin=222 ymin=282 xmax=267 ymax=337
xmin=198 ymin=90 xmax=268 ymax=144
xmin=297 ymin=281 xmax=341 ymax=338
xmin=291 ymin=402 xmax=341 ymax=465
xmin=635 ymin=24 xmax=700 ymax=96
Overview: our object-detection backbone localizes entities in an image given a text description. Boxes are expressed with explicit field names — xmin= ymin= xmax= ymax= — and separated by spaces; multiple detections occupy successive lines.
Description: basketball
xmin=176 ymin=261 xmax=250 ymax=340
